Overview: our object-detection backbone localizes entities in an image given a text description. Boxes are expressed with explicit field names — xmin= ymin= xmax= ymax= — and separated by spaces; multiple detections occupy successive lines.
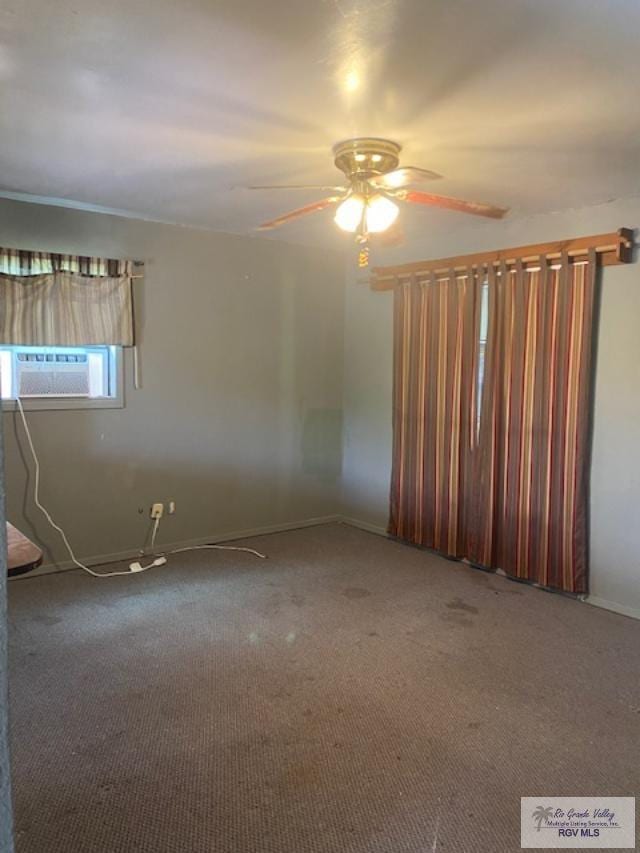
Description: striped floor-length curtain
xmin=390 ymin=251 xmax=597 ymax=594
xmin=389 ymin=270 xmax=481 ymax=554
xmin=474 ymin=252 xmax=597 ymax=593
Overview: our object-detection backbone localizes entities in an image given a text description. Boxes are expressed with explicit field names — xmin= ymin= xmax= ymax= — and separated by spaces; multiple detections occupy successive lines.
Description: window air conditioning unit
xmin=16 ymin=351 xmax=91 ymax=397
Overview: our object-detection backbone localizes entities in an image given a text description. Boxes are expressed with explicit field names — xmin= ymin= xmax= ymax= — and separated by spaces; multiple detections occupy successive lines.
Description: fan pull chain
xmin=358 ymin=245 xmax=370 ymax=268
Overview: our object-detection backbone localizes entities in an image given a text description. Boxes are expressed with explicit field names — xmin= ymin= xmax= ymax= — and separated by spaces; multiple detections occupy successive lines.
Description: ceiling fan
xmin=251 ymin=138 xmax=509 ymax=252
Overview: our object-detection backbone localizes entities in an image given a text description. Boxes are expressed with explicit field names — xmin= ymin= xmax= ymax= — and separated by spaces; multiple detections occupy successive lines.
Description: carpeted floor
xmin=7 ymin=523 xmax=640 ymax=853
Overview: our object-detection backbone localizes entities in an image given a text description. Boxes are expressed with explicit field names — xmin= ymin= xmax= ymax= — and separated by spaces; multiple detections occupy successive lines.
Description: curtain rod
xmin=426 ymin=260 xmax=594 ymax=284
xmin=370 ymin=228 xmax=634 ymax=290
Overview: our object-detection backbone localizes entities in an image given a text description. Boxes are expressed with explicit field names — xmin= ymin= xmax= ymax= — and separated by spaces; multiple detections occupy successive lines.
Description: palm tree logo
xmin=532 ymin=806 xmax=554 ymax=832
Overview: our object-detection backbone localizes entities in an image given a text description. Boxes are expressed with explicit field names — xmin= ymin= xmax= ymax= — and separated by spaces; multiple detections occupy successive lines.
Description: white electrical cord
xmin=140 ymin=517 xmax=267 ymax=561
xmin=15 ymin=396 xmax=139 ymax=577
xmin=14 ymin=396 xmax=266 ymax=577
xmin=149 ymin=515 xmax=160 ymax=551
xmin=166 ymin=543 xmax=266 ymax=559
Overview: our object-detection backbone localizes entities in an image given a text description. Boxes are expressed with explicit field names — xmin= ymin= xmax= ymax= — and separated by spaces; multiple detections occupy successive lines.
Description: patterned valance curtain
xmin=390 ymin=253 xmax=597 ymax=594
xmin=0 ymin=247 xmax=134 ymax=346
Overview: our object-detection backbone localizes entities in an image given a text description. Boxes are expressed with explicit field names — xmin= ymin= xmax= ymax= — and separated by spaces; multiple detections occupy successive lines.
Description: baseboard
xmin=339 ymin=516 xmax=389 ymax=537
xmin=15 ymin=515 xmax=639 ymax=623
xmin=340 ymin=517 xmax=640 ymax=622
xmin=585 ymin=595 xmax=640 ymax=621
xmin=9 ymin=514 xmax=342 ymax=580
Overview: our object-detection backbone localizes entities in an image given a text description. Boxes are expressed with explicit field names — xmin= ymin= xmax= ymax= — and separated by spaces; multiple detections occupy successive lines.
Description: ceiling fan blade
xmin=370 ymin=167 xmax=442 ymax=190
xmin=257 ymin=196 xmax=341 ymax=230
xmin=248 ymin=184 xmax=347 ymax=192
xmin=403 ymin=190 xmax=508 ymax=219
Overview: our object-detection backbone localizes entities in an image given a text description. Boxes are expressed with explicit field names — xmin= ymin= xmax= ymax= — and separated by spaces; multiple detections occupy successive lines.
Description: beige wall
xmin=0 ymin=198 xmax=345 ymax=567
xmin=2 ymin=193 xmax=639 ymax=618
xmin=342 ymin=197 xmax=640 ymax=618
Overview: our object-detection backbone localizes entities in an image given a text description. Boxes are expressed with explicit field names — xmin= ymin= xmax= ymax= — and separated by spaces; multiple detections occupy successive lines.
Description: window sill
xmin=2 ymin=396 xmax=123 ymax=412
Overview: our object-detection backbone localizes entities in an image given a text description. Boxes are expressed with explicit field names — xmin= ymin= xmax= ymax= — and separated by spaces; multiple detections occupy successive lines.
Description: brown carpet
xmin=7 ymin=523 xmax=640 ymax=852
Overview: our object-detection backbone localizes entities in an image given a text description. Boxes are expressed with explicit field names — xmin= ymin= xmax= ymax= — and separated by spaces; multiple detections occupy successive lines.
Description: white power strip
xmin=129 ymin=556 xmax=167 ymax=573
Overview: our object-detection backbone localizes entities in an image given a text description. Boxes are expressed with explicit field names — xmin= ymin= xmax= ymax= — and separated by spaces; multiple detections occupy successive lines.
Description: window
xmin=0 ymin=345 xmax=122 ymax=410
xmin=476 ymin=281 xmax=490 ymax=434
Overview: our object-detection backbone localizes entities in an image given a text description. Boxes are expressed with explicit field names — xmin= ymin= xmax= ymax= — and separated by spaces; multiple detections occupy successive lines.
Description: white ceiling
xmin=1 ymin=0 xmax=639 ymax=248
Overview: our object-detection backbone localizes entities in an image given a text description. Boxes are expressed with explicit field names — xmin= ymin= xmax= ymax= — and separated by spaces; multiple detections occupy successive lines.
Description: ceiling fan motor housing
xmin=333 ymin=138 xmax=401 ymax=182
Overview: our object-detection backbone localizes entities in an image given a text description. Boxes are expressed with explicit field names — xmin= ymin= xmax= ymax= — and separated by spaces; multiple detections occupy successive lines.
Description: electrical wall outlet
xmin=151 ymin=502 xmax=164 ymax=519
xmin=168 ymin=501 xmax=176 ymax=515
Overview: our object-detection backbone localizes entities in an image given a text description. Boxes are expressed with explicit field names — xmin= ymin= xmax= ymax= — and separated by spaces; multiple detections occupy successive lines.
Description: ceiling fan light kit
xmin=334 ymin=195 xmax=366 ymax=232
xmin=334 ymin=193 xmax=399 ymax=234
xmin=364 ymin=194 xmax=400 ymax=233
xmin=253 ymin=137 xmax=508 ymax=254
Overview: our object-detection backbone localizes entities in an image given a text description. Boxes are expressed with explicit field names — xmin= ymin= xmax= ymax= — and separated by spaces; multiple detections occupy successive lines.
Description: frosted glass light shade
xmin=365 ymin=195 xmax=399 ymax=233
xmin=334 ymin=196 xmax=365 ymax=232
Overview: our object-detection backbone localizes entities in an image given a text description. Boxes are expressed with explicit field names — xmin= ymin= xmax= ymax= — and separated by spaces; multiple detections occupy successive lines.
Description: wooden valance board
xmin=370 ymin=228 xmax=634 ymax=290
